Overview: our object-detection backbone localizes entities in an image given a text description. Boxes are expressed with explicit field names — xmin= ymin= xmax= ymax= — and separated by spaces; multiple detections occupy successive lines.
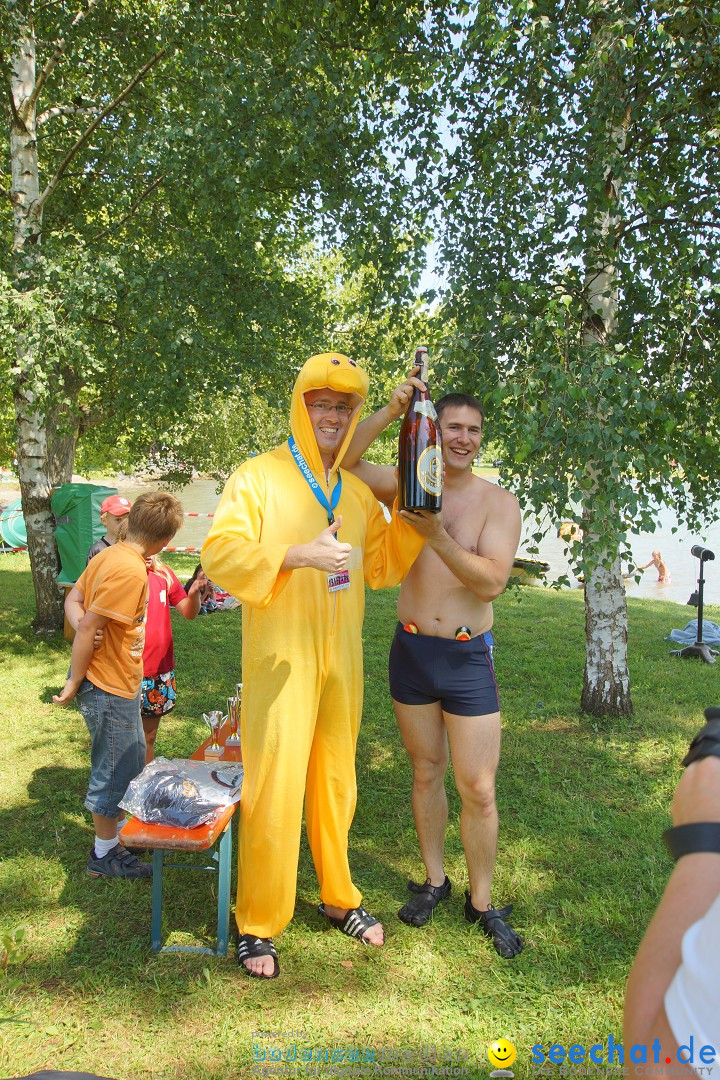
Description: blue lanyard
xmin=288 ymin=437 xmax=342 ymax=526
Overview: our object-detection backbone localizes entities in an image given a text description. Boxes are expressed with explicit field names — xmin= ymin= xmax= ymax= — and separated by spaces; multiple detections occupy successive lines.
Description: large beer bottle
xmin=398 ymin=347 xmax=443 ymax=512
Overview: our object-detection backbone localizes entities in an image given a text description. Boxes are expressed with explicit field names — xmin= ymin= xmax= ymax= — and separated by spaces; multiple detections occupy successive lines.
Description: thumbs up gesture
xmin=281 ymin=517 xmax=353 ymax=573
xmin=304 ymin=516 xmax=352 ymax=572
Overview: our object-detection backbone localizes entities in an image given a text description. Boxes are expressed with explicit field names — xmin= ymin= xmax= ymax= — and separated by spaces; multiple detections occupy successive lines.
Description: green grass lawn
xmin=1 ymin=551 xmax=719 ymax=1079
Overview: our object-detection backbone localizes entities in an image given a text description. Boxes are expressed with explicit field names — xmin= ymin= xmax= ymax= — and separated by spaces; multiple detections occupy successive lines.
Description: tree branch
xmin=93 ymin=172 xmax=167 ymax=240
xmin=86 ymin=315 xmax=123 ymax=332
xmin=37 ymin=102 xmax=101 ymax=125
xmin=625 ymin=215 xmax=720 ymax=236
xmin=27 ymin=0 xmax=101 ymax=115
xmin=33 ymin=48 xmax=167 ymax=216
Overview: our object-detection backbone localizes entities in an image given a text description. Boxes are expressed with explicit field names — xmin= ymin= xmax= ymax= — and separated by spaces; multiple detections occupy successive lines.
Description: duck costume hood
xmin=290 ymin=352 xmax=369 ymax=475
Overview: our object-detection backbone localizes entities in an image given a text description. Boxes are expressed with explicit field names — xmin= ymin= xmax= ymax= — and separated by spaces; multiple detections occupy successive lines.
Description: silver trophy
xmin=226 ymin=695 xmax=241 ymax=745
xmin=202 ymin=710 xmax=226 ymax=759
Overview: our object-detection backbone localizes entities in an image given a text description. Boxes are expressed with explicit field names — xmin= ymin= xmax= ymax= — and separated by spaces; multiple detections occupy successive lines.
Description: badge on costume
xmin=328 ymin=570 xmax=351 ymax=593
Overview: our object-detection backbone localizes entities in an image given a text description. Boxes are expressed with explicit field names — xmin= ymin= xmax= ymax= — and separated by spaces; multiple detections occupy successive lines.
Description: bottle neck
xmin=416 ymin=354 xmax=428 ymax=383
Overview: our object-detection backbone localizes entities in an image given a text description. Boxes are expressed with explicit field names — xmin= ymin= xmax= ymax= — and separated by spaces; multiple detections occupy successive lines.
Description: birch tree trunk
xmin=10 ymin=34 xmax=64 ymax=632
xmin=581 ymin=527 xmax=632 ymax=715
xmin=46 ymin=367 xmax=81 ymax=487
xmin=580 ymin=10 xmax=632 ymax=716
xmin=581 ymin=277 xmax=633 ymax=715
xmin=6 ymin=12 xmax=167 ymax=631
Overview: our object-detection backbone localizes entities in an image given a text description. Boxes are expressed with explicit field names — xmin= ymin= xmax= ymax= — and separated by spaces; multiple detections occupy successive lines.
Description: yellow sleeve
xmin=362 ymin=497 xmax=425 ymax=590
xmin=200 ymin=463 xmax=292 ymax=609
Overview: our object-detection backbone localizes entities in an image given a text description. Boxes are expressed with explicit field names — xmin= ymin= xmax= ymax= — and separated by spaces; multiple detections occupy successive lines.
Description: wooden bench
xmin=119 ymin=724 xmax=242 ymax=957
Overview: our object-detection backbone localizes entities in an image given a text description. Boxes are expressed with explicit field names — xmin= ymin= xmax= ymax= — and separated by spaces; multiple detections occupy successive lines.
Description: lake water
xmin=518 ymin=506 xmax=720 ymax=607
xmin=2 ymin=468 xmax=714 ymax=606
xmin=113 ymin=476 xmax=720 ymax=609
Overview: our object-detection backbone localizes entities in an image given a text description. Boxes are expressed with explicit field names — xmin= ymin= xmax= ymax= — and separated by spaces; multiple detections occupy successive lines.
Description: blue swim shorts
xmin=389 ymin=622 xmax=500 ymax=717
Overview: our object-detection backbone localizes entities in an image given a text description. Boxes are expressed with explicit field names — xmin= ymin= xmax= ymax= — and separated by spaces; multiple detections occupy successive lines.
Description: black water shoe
xmin=398 ymin=876 xmax=451 ymax=927
xmin=464 ymin=893 xmax=523 ymax=959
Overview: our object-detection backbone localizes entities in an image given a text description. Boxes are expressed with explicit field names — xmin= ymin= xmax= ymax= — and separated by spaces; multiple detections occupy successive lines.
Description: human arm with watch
xmin=624 ymin=709 xmax=720 ymax=1076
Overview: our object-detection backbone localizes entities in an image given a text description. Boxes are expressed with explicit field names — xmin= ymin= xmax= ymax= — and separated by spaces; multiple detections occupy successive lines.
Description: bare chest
xmin=399 ymin=482 xmax=495 ymax=628
xmin=439 ymin=490 xmax=487 ymax=556
xmin=409 ymin=489 xmax=487 ymax=582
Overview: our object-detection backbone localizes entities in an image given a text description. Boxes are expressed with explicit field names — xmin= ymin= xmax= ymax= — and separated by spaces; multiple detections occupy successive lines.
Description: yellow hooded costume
xmin=201 ymin=353 xmax=425 ymax=937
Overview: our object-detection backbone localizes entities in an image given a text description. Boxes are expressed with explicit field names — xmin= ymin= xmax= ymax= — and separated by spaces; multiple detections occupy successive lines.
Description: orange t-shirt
xmin=75 ymin=543 xmax=148 ymax=699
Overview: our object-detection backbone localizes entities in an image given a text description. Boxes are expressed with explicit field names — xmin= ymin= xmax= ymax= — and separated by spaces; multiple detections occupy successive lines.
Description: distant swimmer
xmin=638 ymin=549 xmax=671 ymax=583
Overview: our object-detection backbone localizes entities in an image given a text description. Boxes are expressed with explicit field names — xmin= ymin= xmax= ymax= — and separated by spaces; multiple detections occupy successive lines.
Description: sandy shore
xmin=0 ymin=480 xmax=20 ymax=511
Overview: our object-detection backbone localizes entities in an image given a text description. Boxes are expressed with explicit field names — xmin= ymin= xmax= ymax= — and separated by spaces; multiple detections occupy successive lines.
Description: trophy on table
xmin=202 ymin=710 xmax=226 ymax=760
xmin=226 ymin=693 xmax=241 ymax=746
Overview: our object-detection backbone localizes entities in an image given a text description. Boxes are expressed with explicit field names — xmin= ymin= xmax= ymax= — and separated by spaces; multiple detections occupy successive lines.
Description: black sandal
xmin=398 ymin=876 xmax=451 ymax=927
xmin=236 ymin=933 xmax=280 ymax=978
xmin=464 ymin=893 xmax=523 ymax=959
xmin=318 ymin=904 xmax=385 ymax=945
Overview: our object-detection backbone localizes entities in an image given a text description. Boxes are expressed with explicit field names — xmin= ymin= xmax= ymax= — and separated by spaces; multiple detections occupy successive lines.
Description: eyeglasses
xmin=307 ymin=402 xmax=354 ymax=416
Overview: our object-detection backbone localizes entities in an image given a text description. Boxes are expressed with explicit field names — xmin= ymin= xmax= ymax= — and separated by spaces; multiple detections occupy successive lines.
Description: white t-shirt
xmin=665 ymin=891 xmax=720 ymax=1076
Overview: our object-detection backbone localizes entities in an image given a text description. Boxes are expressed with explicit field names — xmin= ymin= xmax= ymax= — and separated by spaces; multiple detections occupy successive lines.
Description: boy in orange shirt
xmin=53 ymin=492 xmax=185 ymax=879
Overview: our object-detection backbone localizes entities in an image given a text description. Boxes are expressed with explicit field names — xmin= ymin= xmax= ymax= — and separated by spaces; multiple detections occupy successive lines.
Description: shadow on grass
xmin=0 ymin=562 xmax=69 ymax=664
xmin=1 ymin=763 xmax=238 ymax=1008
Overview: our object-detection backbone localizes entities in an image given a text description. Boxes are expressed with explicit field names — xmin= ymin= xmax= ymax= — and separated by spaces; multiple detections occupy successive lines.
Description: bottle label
xmin=417 ymin=446 xmax=443 ymax=496
xmin=414 ymin=400 xmax=438 ymax=421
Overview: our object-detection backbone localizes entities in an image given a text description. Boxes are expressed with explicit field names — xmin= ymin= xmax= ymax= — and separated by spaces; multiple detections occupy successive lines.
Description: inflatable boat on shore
xmin=510 ymin=557 xmax=550 ymax=586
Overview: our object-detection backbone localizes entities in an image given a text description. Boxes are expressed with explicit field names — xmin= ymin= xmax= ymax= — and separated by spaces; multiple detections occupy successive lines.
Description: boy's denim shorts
xmin=76 ymin=679 xmax=146 ymax=818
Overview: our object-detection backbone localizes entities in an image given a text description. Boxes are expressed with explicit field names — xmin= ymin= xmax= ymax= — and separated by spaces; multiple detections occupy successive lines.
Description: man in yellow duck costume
xmin=201 ymin=352 xmax=425 ymax=978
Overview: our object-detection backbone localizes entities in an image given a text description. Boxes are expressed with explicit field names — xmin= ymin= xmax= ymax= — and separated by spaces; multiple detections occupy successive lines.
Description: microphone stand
xmin=671 ymin=547 xmax=718 ymax=665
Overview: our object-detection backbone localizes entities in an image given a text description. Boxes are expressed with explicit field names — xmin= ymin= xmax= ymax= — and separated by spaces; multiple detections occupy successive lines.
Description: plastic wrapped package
xmin=120 ymin=757 xmax=244 ymax=829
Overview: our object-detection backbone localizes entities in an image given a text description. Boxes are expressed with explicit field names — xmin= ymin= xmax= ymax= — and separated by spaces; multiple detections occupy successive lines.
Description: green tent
xmin=52 ymin=483 xmax=119 ymax=586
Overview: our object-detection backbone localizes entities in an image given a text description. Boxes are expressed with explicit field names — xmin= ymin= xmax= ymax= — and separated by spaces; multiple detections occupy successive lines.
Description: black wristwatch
xmin=663 ymin=823 xmax=720 ymax=861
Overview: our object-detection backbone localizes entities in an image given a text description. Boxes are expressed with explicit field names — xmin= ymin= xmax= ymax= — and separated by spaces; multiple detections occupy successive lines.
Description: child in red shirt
xmin=141 ymin=557 xmax=207 ymax=761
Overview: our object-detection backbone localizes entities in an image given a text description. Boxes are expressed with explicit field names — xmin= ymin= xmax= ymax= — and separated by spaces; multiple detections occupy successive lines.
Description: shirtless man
xmin=344 ymin=374 xmax=524 ymax=958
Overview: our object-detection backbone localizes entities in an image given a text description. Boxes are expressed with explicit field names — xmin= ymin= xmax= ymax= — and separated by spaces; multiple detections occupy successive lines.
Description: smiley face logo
xmin=488 ymin=1040 xmax=517 ymax=1070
